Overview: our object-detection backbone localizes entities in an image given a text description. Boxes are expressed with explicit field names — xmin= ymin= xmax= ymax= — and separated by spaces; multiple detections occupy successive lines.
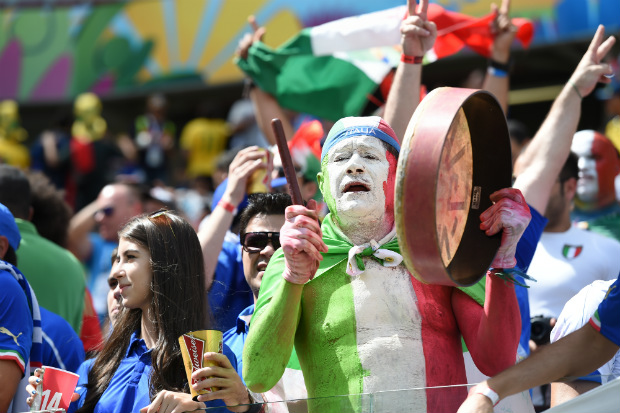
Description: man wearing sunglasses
xmin=223 ymin=192 xmax=289 ymax=372
xmin=222 ymin=192 xmax=308 ymax=405
xmin=68 ymin=183 xmax=144 ymax=323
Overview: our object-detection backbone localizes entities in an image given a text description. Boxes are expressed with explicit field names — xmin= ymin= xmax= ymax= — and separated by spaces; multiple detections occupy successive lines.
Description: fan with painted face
xmin=317 ymin=116 xmax=400 ymax=245
xmin=571 ymin=130 xmax=620 ymax=241
xmin=571 ymin=130 xmax=620 ymax=209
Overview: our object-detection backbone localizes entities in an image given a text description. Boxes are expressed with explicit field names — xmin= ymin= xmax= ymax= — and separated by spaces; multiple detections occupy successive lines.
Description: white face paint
xmin=325 ymin=136 xmax=390 ymax=226
xmin=571 ymin=131 xmax=598 ymax=203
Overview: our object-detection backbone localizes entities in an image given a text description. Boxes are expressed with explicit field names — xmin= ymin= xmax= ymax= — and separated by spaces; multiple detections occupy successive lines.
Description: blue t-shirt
xmin=40 ymin=307 xmax=85 ymax=373
xmin=209 ymin=241 xmax=253 ymax=331
xmin=514 ymin=205 xmax=548 ymax=354
xmin=0 ymin=269 xmax=33 ymax=374
xmin=223 ymin=304 xmax=254 ymax=380
xmin=70 ymin=331 xmax=238 ymax=413
xmin=590 ymin=275 xmax=620 ymax=347
xmin=86 ymin=233 xmax=118 ymax=321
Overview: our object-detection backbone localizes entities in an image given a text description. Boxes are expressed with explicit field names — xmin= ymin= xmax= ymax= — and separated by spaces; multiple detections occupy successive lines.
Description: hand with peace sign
xmin=236 ymin=15 xmax=266 ymax=60
xmin=401 ymin=0 xmax=437 ymax=58
xmin=489 ymin=0 xmax=517 ymax=64
xmin=569 ymin=25 xmax=615 ymax=99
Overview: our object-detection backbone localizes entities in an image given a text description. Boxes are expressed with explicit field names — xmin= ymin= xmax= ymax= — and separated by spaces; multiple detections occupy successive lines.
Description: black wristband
xmin=488 ymin=59 xmax=511 ymax=72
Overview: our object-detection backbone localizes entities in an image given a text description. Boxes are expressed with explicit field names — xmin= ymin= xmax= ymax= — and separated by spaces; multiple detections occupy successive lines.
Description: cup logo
xmin=179 ymin=329 xmax=222 ymax=399
xmin=182 ymin=334 xmax=205 ymax=386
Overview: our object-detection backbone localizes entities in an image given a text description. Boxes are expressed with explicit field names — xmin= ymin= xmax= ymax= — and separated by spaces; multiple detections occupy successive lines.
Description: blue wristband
xmin=487 ymin=66 xmax=508 ymax=78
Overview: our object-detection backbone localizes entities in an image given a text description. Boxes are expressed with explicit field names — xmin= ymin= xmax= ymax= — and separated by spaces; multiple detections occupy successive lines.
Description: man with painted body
xmin=570 ymin=130 xmax=620 ymax=241
xmin=243 ymin=116 xmax=533 ymax=413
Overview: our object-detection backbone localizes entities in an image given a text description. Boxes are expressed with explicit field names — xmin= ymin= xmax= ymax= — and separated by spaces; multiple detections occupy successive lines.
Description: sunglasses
xmin=95 ymin=206 xmax=115 ymax=218
xmin=241 ymin=232 xmax=280 ymax=253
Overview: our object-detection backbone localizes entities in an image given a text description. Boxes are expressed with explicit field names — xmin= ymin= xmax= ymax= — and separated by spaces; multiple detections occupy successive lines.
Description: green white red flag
xmin=236 ymin=4 xmax=533 ymax=121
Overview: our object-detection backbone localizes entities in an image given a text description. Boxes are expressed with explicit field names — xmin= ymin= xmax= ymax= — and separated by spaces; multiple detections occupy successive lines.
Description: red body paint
xmin=383 ymin=150 xmax=398 ymax=215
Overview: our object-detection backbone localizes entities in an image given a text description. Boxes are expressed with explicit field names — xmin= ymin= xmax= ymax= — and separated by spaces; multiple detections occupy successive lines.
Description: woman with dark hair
xmin=27 ymin=211 xmax=252 ymax=413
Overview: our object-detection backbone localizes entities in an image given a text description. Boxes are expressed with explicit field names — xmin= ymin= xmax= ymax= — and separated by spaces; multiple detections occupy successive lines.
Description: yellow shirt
xmin=0 ymin=138 xmax=30 ymax=169
xmin=180 ymin=118 xmax=230 ymax=178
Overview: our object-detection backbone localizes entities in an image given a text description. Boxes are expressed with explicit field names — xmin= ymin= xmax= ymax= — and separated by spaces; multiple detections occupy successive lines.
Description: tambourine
xmin=395 ymin=88 xmax=512 ymax=286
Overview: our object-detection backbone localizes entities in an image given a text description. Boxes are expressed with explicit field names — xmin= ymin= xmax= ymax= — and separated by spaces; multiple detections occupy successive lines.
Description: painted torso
xmin=294 ymin=258 xmax=466 ymax=412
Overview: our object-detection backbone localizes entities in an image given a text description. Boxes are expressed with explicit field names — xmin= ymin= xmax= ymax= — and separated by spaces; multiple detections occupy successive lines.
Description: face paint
xmin=321 ymin=136 xmax=391 ymax=231
xmin=383 ymin=150 xmax=398 ymax=215
xmin=572 ymin=131 xmax=620 ymax=206
xmin=318 ymin=156 xmax=339 ymax=224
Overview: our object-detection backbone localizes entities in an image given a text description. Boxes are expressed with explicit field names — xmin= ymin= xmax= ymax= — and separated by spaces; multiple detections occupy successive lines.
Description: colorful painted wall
xmin=1 ymin=0 xmax=618 ymax=103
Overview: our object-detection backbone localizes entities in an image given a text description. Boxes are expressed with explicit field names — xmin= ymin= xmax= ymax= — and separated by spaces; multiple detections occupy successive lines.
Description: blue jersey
xmin=40 ymin=307 xmax=85 ymax=373
xmin=590 ymin=275 xmax=620 ymax=347
xmin=69 ymin=331 xmax=238 ymax=413
xmin=209 ymin=241 xmax=253 ymax=331
xmin=0 ymin=269 xmax=33 ymax=374
xmin=223 ymin=304 xmax=254 ymax=380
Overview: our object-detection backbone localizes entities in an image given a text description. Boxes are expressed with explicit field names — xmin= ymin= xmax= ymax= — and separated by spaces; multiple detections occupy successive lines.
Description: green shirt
xmin=15 ymin=219 xmax=86 ymax=333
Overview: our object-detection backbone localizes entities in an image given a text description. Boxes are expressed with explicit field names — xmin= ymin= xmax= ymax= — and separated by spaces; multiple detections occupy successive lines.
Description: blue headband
xmin=321 ymin=126 xmax=401 ymax=161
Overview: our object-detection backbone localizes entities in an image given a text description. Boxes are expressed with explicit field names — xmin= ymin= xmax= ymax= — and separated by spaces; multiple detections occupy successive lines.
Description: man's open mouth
xmin=343 ymin=182 xmax=370 ymax=193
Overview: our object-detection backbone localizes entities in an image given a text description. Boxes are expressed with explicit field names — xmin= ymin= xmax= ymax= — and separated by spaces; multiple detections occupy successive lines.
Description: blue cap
xmin=0 ymin=203 xmax=20 ymax=251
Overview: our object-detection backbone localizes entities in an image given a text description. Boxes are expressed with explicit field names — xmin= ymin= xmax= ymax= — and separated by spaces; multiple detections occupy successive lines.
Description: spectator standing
xmin=0 ymin=202 xmax=41 ymax=413
xmin=223 ymin=193 xmax=309 ymax=407
xmin=227 ymin=98 xmax=269 ymax=149
xmin=68 ymin=93 xmax=125 ymax=210
xmin=68 ymin=183 xmax=143 ymax=321
xmin=29 ymin=116 xmax=72 ymax=191
xmin=571 ymin=130 xmax=620 ymax=240
xmin=0 ymin=165 xmax=86 ymax=335
xmin=528 ymin=153 xmax=620 ymax=325
xmin=179 ymin=105 xmax=230 ymax=188
xmin=0 ymin=100 xmax=29 ymax=169
xmin=199 ymin=147 xmax=268 ymax=331
xmin=133 ymin=93 xmax=176 ymax=185
xmin=524 ymin=154 xmax=620 ymax=410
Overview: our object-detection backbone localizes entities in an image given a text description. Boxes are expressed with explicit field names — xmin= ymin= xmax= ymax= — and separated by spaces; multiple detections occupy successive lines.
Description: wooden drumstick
xmin=271 ymin=118 xmax=303 ymax=205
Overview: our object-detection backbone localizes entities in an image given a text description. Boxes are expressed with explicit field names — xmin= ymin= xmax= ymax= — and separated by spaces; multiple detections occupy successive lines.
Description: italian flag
xmin=236 ymin=4 xmax=533 ymax=121
xmin=562 ymin=244 xmax=583 ymax=259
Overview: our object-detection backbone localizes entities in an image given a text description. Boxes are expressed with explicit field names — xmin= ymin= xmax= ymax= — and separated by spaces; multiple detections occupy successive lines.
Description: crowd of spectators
xmin=1 ymin=1 xmax=620 ymax=412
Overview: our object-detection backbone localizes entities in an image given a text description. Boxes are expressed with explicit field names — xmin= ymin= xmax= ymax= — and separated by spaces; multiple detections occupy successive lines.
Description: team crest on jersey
xmin=562 ymin=244 xmax=583 ymax=259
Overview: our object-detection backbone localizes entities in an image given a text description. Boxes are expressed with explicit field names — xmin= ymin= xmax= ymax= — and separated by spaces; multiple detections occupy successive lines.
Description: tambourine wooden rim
xmin=395 ymin=87 xmax=512 ymax=287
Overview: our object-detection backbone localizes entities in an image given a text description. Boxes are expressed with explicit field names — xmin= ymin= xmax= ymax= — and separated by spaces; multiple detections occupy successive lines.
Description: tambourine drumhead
xmin=395 ymin=88 xmax=512 ymax=287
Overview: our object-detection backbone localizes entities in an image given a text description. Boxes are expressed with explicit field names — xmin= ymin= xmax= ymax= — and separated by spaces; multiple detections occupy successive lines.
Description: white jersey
xmin=551 ymin=280 xmax=620 ymax=383
xmin=528 ymin=225 xmax=620 ymax=318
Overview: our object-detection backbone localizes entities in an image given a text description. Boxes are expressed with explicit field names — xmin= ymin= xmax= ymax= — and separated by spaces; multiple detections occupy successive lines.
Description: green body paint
xmin=318 ymin=155 xmax=341 ymax=226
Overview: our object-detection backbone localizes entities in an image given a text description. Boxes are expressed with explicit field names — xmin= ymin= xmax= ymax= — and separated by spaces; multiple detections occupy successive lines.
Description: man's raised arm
xmin=513 ymin=25 xmax=615 ymax=214
xmin=383 ymin=0 xmax=437 ymax=141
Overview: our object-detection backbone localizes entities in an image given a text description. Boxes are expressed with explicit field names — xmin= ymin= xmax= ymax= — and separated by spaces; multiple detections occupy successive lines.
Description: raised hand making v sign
xmin=383 ymin=0 xmax=437 ymax=141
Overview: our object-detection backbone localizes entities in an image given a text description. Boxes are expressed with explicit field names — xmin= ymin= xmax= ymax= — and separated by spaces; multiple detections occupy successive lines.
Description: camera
xmin=530 ymin=315 xmax=553 ymax=346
